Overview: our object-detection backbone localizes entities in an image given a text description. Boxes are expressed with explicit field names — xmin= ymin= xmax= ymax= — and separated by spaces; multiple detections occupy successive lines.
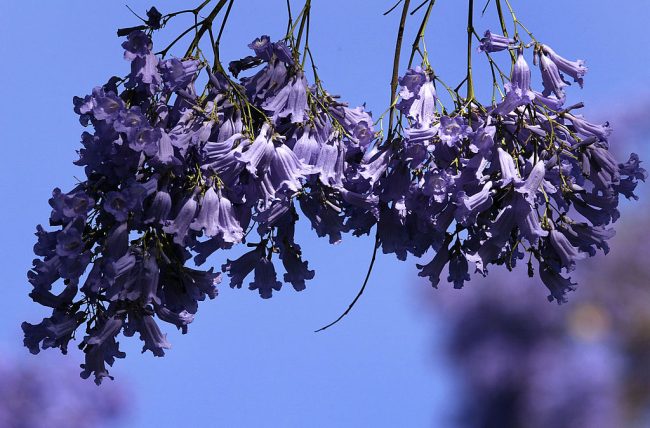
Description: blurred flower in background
xmin=424 ymin=101 xmax=650 ymax=428
xmin=0 ymin=352 xmax=129 ymax=428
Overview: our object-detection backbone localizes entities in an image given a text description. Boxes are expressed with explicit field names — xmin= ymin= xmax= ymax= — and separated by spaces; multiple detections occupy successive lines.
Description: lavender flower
xmin=478 ymin=30 xmax=515 ymax=52
xmin=542 ymin=44 xmax=588 ymax=87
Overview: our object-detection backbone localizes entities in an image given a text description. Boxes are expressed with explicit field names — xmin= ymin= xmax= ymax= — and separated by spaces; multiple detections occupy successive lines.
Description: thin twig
xmin=383 ymin=0 xmax=404 ymax=16
xmin=387 ymin=0 xmax=411 ymax=135
xmin=315 ymin=235 xmax=381 ymax=332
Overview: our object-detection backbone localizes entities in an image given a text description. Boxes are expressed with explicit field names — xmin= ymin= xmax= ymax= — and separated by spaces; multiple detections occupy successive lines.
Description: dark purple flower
xmin=248 ymin=35 xmax=274 ymax=61
xmin=422 ymin=170 xmax=454 ymax=203
xmin=55 ymin=223 xmax=84 ymax=257
xmin=249 ymin=258 xmax=282 ymax=299
xmin=539 ymin=262 xmax=576 ymax=303
xmin=121 ymin=30 xmax=152 ymax=60
xmin=22 ymin=311 xmax=85 ymax=354
xmin=222 ymin=247 xmax=265 ymax=289
xmin=146 ymin=6 xmax=163 ymax=29
xmin=103 ymin=191 xmax=131 ymax=222
xmin=125 ymin=314 xmax=171 ymax=357
xmin=417 ymin=244 xmax=450 ymax=287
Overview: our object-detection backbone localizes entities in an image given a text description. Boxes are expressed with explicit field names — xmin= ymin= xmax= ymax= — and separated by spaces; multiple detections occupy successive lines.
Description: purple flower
xmin=262 ymin=72 xmax=309 ymax=123
xmin=55 ymin=222 xmax=84 ymax=257
xmin=291 ymin=126 xmax=321 ymax=165
xmin=269 ymin=143 xmax=310 ymax=193
xmin=159 ymin=58 xmax=200 ymax=92
xmin=146 ymin=6 xmax=163 ymax=29
xmin=447 ymin=247 xmax=470 ymax=289
xmin=103 ymin=191 xmax=131 ymax=222
xmin=162 ymin=191 xmax=199 ymax=245
xmin=22 ymin=310 xmax=85 ymax=355
xmin=478 ymin=30 xmax=515 ymax=52
xmin=417 ymin=244 xmax=450 ymax=287
xmin=90 ymin=88 xmax=124 ymax=122
xmin=566 ymin=114 xmax=612 ymax=140
xmin=455 ymin=181 xmax=494 ymax=225
xmin=125 ymin=314 xmax=171 ymax=357
xmin=249 ymin=258 xmax=282 ymax=299
xmin=549 ymin=229 xmax=588 ymax=271
xmin=422 ymin=170 xmax=454 ymax=203
xmin=397 ymin=67 xmax=437 ymax=126
xmin=248 ymin=35 xmax=274 ymax=61
xmin=538 ymin=51 xmax=568 ymax=98
xmin=337 ymin=106 xmax=375 ymax=148
xmin=62 ymin=191 xmax=94 ymax=219
xmin=234 ymin=123 xmax=275 ymax=176
xmin=542 ymin=44 xmax=588 ymax=87
xmin=191 ymin=187 xmax=244 ymax=243
xmin=222 ymin=247 xmax=265 ymax=289
xmin=539 ymin=263 xmax=576 ymax=303
xmin=121 ymin=30 xmax=152 ymax=60
xmin=494 ymin=50 xmax=535 ymax=115
xmin=280 ymin=246 xmax=315 ymax=292
xmin=145 ymin=188 xmax=172 ymax=224
xmin=398 ymin=67 xmax=426 ymax=102
xmin=438 ymin=116 xmax=471 ymax=147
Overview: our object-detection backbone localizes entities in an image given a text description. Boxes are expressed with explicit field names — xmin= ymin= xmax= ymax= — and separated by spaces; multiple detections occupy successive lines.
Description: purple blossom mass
xmin=22 ymin=0 xmax=644 ymax=383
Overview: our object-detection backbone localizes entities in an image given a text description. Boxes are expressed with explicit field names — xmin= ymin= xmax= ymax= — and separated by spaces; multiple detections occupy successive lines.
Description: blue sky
xmin=0 ymin=1 xmax=648 ymax=426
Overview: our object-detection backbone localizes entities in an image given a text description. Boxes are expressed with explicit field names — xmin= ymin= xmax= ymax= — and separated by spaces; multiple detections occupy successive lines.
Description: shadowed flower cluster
xmin=24 ymin=24 xmax=379 ymax=383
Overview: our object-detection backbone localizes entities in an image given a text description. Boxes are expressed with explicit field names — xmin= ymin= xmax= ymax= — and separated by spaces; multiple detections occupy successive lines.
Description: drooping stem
xmin=315 ymin=235 xmax=380 ymax=332
xmin=294 ymin=0 xmax=311 ymax=53
xmin=215 ymin=0 xmax=234 ymax=55
xmin=407 ymin=0 xmax=435 ymax=68
xmin=285 ymin=0 xmax=294 ymax=36
xmin=387 ymin=0 xmax=411 ymax=135
xmin=494 ymin=0 xmax=515 ymax=62
xmin=466 ymin=0 xmax=475 ymax=102
xmin=494 ymin=0 xmax=509 ymax=37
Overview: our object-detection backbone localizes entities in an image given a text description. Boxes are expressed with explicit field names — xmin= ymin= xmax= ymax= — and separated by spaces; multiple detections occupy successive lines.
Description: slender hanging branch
xmin=315 ymin=236 xmax=380 ymax=332
xmin=407 ymin=0 xmax=435 ymax=68
xmin=387 ymin=0 xmax=411 ymax=135
xmin=466 ymin=0 xmax=475 ymax=101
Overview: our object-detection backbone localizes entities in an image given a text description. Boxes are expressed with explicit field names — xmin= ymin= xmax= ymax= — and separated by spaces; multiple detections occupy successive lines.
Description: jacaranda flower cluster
xmin=22 ymin=2 xmax=645 ymax=382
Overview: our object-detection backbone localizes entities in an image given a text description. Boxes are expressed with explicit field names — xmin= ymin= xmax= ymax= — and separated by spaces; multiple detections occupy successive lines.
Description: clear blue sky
xmin=0 ymin=1 xmax=648 ymax=427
